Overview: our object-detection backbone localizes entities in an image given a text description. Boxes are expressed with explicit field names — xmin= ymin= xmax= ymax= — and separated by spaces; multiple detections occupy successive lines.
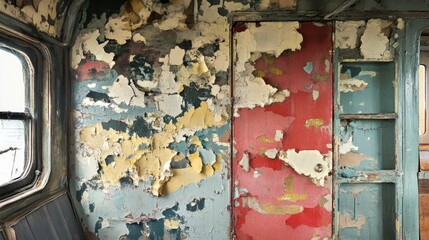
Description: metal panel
xmin=26 ymin=206 xmax=59 ymax=240
xmin=57 ymin=194 xmax=84 ymax=239
xmin=232 ymin=22 xmax=333 ymax=239
xmin=46 ymin=197 xmax=73 ymax=240
xmin=13 ymin=219 xmax=36 ymax=240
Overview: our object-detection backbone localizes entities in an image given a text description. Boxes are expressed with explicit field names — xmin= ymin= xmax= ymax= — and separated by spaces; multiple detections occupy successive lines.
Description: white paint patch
xmin=72 ymin=29 xmax=115 ymax=69
xmin=169 ymin=46 xmax=186 ymax=66
xmin=324 ymin=58 xmax=330 ymax=73
xmin=275 ymin=130 xmax=284 ymax=142
xmin=157 ymin=94 xmax=183 ymax=117
xmin=235 ymin=22 xmax=302 ymax=73
xmin=265 ymin=148 xmax=279 ymax=159
xmin=339 ymin=137 xmax=359 ymax=155
xmin=104 ymin=16 xmax=132 ymax=45
xmin=339 ymin=78 xmax=368 ymax=93
xmin=234 ymin=75 xmax=289 ymax=111
xmin=253 ymin=170 xmax=261 ymax=178
xmin=132 ymin=33 xmax=146 ymax=43
xmin=106 ymin=75 xmax=134 ymax=105
xmin=397 ymin=18 xmax=405 ymax=30
xmin=158 ymin=70 xmax=180 ymax=94
xmin=359 ymin=71 xmax=377 ymax=77
xmin=335 ymin=21 xmax=365 ymax=49
xmin=88 ymin=83 xmax=96 ymax=88
xmin=360 ymin=19 xmax=392 ymax=60
xmin=239 ymin=152 xmax=250 ymax=172
xmin=279 ymin=149 xmax=331 ymax=186
xmin=312 ymin=90 xmax=319 ymax=100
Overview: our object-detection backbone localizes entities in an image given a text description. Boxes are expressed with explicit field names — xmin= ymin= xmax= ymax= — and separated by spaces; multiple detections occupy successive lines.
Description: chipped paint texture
xmin=0 ymin=0 xmax=68 ymax=38
xmin=335 ymin=20 xmax=401 ymax=239
xmin=233 ymin=22 xmax=333 ymax=239
xmin=335 ymin=19 xmax=402 ymax=61
xmin=69 ymin=0 xmax=255 ymax=238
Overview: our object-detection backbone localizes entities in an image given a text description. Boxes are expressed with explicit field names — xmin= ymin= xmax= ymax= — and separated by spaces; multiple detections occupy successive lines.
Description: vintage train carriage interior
xmin=1 ymin=0 xmax=429 ymax=239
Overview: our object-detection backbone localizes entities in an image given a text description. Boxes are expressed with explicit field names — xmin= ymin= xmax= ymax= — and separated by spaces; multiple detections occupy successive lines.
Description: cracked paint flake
xmin=335 ymin=21 xmax=365 ymax=49
xmin=279 ymin=149 xmax=331 ymax=186
xmin=239 ymin=152 xmax=250 ymax=172
xmin=156 ymin=94 xmax=183 ymax=117
xmin=339 ymin=78 xmax=369 ymax=93
xmin=72 ymin=29 xmax=115 ymax=69
xmin=360 ymin=19 xmax=392 ymax=60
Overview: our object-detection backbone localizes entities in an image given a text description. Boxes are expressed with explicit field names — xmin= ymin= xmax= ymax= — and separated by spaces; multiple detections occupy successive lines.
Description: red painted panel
xmin=233 ymin=22 xmax=333 ymax=239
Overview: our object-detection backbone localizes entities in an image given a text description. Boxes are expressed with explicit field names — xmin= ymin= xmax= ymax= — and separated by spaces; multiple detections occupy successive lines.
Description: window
xmin=0 ymin=48 xmax=32 ymax=186
xmin=419 ymin=64 xmax=426 ymax=136
xmin=0 ymin=28 xmax=48 ymax=204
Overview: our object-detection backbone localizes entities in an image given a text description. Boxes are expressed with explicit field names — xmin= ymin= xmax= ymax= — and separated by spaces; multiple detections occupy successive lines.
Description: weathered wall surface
xmin=69 ymin=0 xmax=415 ymax=239
xmin=70 ymin=0 xmax=252 ymax=238
xmin=0 ymin=0 xmax=69 ymax=38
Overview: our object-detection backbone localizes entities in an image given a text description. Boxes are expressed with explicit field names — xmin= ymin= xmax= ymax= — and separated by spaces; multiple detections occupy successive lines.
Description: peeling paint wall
xmin=67 ymin=0 xmax=413 ymax=238
xmin=0 ymin=0 xmax=69 ymax=38
xmin=70 ymin=0 xmax=246 ymax=238
xmin=335 ymin=19 xmax=402 ymax=239
xmin=233 ymin=22 xmax=333 ymax=239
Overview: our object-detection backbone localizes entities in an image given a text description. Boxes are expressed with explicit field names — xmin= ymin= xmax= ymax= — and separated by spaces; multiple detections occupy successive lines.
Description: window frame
xmin=0 ymin=25 xmax=51 ymax=207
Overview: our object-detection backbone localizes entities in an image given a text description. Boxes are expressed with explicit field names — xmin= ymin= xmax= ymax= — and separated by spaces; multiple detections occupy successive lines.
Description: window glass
xmin=420 ymin=64 xmax=427 ymax=136
xmin=0 ymin=47 xmax=29 ymax=187
xmin=0 ymin=120 xmax=26 ymax=186
xmin=0 ymin=48 xmax=25 ymax=112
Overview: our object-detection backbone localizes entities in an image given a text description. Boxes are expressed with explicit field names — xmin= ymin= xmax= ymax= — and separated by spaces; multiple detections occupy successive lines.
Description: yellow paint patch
xmin=163 ymin=165 xmax=215 ymax=195
xmin=241 ymin=196 xmax=303 ymax=215
xmin=188 ymin=152 xmax=203 ymax=173
xmin=278 ymin=176 xmax=308 ymax=202
xmin=176 ymin=101 xmax=225 ymax=130
xmin=80 ymin=124 xmax=150 ymax=187
xmin=305 ymin=118 xmax=324 ymax=128
xmin=257 ymin=135 xmax=274 ymax=143
xmin=164 ymin=219 xmax=180 ymax=230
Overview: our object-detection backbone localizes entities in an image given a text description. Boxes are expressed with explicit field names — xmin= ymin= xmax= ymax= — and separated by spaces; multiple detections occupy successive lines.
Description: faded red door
xmin=232 ymin=22 xmax=333 ymax=239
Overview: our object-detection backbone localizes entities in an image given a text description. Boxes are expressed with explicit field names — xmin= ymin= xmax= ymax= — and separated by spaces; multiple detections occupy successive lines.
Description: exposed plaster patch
xmin=241 ymin=196 xmax=303 ymax=215
xmin=274 ymin=130 xmax=284 ymax=142
xmin=339 ymin=151 xmax=368 ymax=167
xmin=339 ymin=137 xmax=359 ymax=155
xmin=279 ymin=149 xmax=331 ymax=186
xmin=396 ymin=18 xmax=404 ymax=30
xmin=132 ymin=33 xmax=146 ymax=43
xmin=313 ymin=90 xmax=320 ymax=100
xmin=265 ymin=148 xmax=279 ymax=159
xmin=105 ymin=75 xmax=134 ymax=105
xmin=169 ymin=46 xmax=186 ymax=66
xmin=156 ymin=94 xmax=183 ymax=117
xmin=335 ymin=21 xmax=365 ymax=49
xmin=360 ymin=19 xmax=392 ymax=60
xmin=234 ymin=75 xmax=290 ymax=111
xmin=339 ymin=78 xmax=368 ymax=93
xmin=104 ymin=16 xmax=133 ymax=45
xmin=339 ymin=213 xmax=366 ymax=230
xmin=239 ymin=152 xmax=250 ymax=172
xmin=235 ymin=22 xmax=302 ymax=73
